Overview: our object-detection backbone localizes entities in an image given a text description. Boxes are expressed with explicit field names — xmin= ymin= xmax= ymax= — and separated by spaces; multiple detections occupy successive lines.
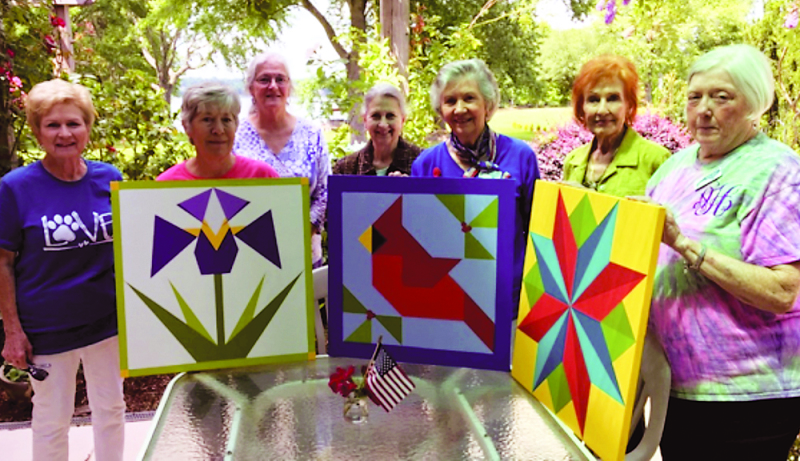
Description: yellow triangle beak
xmin=359 ymin=226 xmax=372 ymax=253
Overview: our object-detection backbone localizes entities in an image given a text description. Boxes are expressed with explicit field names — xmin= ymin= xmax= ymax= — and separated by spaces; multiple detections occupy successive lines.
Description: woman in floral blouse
xmin=234 ymin=51 xmax=330 ymax=267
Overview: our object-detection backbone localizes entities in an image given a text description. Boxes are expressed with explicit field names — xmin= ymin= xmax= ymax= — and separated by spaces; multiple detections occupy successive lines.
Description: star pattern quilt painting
xmin=112 ymin=179 xmax=315 ymax=377
xmin=512 ymin=181 xmax=665 ymax=461
xmin=327 ymin=176 xmax=516 ymax=371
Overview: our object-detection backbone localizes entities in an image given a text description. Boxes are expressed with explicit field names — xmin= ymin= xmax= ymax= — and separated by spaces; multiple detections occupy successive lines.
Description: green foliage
xmin=17 ymin=70 xmax=191 ymax=180
xmin=537 ymin=0 xmax=749 ymax=122
xmin=413 ymin=0 xmax=543 ymax=106
xmin=72 ymin=0 xmax=284 ymax=101
xmin=2 ymin=362 xmax=29 ymax=383
xmin=747 ymin=0 xmax=800 ymax=151
xmin=80 ymin=71 xmax=192 ymax=179
xmin=300 ymin=6 xmax=521 ymax=158
xmin=0 ymin=1 xmax=56 ymax=176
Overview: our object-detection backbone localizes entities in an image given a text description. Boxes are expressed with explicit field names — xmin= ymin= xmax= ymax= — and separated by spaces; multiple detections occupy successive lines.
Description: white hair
xmin=430 ymin=59 xmax=500 ymax=117
xmin=688 ymin=44 xmax=774 ymax=120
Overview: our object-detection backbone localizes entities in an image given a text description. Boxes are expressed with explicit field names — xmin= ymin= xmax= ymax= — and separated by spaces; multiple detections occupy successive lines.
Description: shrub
xmin=531 ymin=112 xmax=692 ymax=181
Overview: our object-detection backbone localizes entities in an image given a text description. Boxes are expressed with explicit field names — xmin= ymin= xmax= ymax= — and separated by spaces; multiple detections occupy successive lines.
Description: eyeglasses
xmin=255 ymin=75 xmax=290 ymax=87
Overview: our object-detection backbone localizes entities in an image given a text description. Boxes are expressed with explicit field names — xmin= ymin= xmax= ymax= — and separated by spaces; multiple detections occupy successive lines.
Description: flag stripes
xmin=365 ymin=345 xmax=415 ymax=412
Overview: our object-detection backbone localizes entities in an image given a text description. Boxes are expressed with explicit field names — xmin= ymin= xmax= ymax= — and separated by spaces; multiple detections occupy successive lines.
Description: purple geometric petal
xmin=195 ymin=230 xmax=238 ymax=275
xmin=179 ymin=189 xmax=212 ymax=221
xmin=214 ymin=188 xmax=250 ymax=220
xmin=236 ymin=210 xmax=281 ymax=269
xmin=151 ymin=216 xmax=196 ymax=276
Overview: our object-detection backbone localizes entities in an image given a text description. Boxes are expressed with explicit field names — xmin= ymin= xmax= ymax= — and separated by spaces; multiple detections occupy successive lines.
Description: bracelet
xmin=688 ymin=243 xmax=707 ymax=271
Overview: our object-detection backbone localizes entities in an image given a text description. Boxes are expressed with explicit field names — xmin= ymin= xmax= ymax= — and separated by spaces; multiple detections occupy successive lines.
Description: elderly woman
xmin=234 ymin=51 xmax=330 ymax=266
xmin=645 ymin=45 xmax=800 ymax=460
xmin=158 ymin=82 xmax=278 ymax=180
xmin=563 ymin=55 xmax=670 ymax=196
xmin=411 ymin=59 xmax=540 ymax=309
xmin=333 ymin=83 xmax=421 ymax=176
xmin=0 ymin=79 xmax=125 ymax=460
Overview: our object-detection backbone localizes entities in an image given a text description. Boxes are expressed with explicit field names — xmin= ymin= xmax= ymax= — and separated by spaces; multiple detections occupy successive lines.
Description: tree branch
xmin=138 ymin=36 xmax=159 ymax=71
xmin=469 ymin=0 xmax=499 ymax=29
xmin=300 ymin=0 xmax=348 ymax=60
xmin=776 ymin=46 xmax=799 ymax=114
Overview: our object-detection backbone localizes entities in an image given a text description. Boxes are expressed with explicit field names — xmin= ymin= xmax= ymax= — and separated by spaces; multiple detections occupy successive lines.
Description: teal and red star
xmin=518 ymin=191 xmax=644 ymax=435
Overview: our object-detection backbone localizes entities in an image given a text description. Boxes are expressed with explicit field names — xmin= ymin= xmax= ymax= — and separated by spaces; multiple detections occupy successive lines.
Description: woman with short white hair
xmin=644 ymin=44 xmax=800 ymax=460
xmin=158 ymin=82 xmax=278 ymax=180
xmin=333 ymin=82 xmax=421 ymax=176
xmin=412 ymin=59 xmax=541 ymax=310
xmin=234 ymin=51 xmax=330 ymax=267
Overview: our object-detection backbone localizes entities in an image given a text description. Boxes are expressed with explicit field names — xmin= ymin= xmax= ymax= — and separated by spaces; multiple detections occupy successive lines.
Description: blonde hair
xmin=25 ymin=79 xmax=96 ymax=136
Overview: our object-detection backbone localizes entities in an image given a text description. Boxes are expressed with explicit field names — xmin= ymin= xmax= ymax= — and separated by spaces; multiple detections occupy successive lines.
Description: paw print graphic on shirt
xmin=47 ymin=213 xmax=80 ymax=242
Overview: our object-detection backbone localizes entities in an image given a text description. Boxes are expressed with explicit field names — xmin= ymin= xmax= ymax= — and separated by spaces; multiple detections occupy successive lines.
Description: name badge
xmin=695 ymin=168 xmax=722 ymax=191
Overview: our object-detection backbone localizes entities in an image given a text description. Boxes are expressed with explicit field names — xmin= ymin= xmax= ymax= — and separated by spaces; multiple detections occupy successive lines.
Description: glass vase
xmin=343 ymin=394 xmax=369 ymax=424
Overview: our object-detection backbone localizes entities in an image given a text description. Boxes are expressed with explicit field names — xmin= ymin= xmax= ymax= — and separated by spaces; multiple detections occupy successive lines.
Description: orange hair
xmin=572 ymin=55 xmax=639 ymax=127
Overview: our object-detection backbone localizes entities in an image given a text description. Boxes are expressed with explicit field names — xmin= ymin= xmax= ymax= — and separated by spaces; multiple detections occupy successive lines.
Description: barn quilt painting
xmin=511 ymin=181 xmax=665 ymax=461
xmin=112 ymin=179 xmax=315 ymax=377
xmin=327 ymin=176 xmax=516 ymax=371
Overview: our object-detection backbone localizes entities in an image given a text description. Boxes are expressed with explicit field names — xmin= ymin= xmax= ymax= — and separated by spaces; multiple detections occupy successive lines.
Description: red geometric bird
xmin=359 ymin=196 xmax=495 ymax=351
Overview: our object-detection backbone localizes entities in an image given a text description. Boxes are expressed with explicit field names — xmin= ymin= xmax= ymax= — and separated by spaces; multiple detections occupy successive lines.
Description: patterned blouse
xmin=234 ymin=118 xmax=331 ymax=230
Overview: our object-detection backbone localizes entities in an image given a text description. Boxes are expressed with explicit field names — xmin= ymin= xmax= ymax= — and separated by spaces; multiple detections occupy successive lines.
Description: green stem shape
xmin=215 ymin=274 xmax=224 ymax=346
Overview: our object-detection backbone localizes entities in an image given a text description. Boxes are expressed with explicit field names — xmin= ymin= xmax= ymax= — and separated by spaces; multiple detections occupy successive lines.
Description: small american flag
xmin=365 ymin=345 xmax=415 ymax=412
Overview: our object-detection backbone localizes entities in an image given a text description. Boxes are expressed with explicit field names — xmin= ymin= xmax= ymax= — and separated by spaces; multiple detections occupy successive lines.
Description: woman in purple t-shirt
xmin=0 ymin=79 xmax=125 ymax=461
xmin=158 ymin=82 xmax=278 ymax=181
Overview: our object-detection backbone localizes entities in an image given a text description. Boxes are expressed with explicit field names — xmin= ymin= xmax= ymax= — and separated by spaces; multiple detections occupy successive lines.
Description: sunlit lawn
xmin=490 ymin=107 xmax=573 ymax=142
xmin=324 ymin=107 xmax=573 ymax=146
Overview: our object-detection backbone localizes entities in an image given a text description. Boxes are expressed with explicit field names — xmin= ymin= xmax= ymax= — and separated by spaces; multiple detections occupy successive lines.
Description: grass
xmin=490 ymin=107 xmax=573 ymax=142
xmin=323 ymin=107 xmax=573 ymax=147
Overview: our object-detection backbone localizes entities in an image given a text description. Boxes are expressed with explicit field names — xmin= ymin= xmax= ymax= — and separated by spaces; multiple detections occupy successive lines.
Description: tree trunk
xmin=0 ymin=6 xmax=18 ymax=178
xmin=380 ymin=0 xmax=409 ymax=78
xmin=347 ymin=0 xmax=367 ymax=142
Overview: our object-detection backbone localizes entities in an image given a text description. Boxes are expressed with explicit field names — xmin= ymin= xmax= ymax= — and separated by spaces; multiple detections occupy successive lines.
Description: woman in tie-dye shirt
xmin=645 ymin=45 xmax=800 ymax=460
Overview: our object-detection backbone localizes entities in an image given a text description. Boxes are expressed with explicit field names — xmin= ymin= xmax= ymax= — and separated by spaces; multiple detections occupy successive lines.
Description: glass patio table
xmin=139 ymin=356 xmax=595 ymax=460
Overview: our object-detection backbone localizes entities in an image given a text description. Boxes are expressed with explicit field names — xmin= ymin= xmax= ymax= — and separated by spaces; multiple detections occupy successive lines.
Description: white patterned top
xmin=234 ymin=118 xmax=330 ymax=230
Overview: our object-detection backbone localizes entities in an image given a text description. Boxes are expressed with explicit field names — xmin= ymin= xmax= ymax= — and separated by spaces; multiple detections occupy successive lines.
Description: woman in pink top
xmin=158 ymin=82 xmax=278 ymax=180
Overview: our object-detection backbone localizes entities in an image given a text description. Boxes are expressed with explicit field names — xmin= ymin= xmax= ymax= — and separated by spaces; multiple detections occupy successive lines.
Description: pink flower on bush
xmin=531 ymin=112 xmax=691 ymax=182
xmin=785 ymin=7 xmax=799 ymax=29
xmin=10 ymin=76 xmax=21 ymax=89
xmin=6 ymin=48 xmax=14 ymax=58
xmin=604 ymin=0 xmax=617 ymax=24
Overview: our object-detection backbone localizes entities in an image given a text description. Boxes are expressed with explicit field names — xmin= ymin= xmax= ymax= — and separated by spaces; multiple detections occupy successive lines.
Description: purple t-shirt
xmin=0 ymin=161 xmax=122 ymax=354
xmin=157 ymin=155 xmax=279 ymax=180
xmin=647 ymin=132 xmax=800 ymax=401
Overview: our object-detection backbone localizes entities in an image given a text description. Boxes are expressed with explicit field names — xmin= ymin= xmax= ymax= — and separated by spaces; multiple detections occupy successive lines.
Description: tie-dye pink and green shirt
xmin=646 ymin=132 xmax=800 ymax=402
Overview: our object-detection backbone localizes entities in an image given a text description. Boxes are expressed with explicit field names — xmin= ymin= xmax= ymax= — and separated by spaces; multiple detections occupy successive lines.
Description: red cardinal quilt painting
xmin=512 ymin=181 xmax=665 ymax=461
xmin=328 ymin=176 xmax=516 ymax=370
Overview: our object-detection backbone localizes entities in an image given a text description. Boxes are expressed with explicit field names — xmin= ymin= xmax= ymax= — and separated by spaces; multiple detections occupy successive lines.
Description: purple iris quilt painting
xmin=112 ymin=179 xmax=315 ymax=377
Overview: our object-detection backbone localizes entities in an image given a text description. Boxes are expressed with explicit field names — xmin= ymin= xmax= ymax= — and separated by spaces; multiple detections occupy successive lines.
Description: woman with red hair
xmin=563 ymin=55 xmax=669 ymax=197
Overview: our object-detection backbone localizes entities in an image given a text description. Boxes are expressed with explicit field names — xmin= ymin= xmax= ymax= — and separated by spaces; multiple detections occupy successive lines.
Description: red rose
xmin=50 ymin=16 xmax=66 ymax=28
xmin=6 ymin=49 xmax=14 ymax=58
xmin=107 ymin=145 xmax=117 ymax=153
xmin=328 ymin=366 xmax=356 ymax=396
